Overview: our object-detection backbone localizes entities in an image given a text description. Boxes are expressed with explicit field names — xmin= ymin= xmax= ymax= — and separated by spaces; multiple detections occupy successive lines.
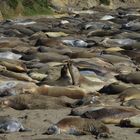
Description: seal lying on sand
xmin=46 ymin=117 xmax=110 ymax=138
xmin=0 ymin=94 xmax=73 ymax=110
xmin=99 ymin=82 xmax=129 ymax=94
xmin=33 ymin=85 xmax=87 ymax=99
xmin=118 ymin=87 xmax=140 ymax=102
xmin=0 ymin=58 xmax=27 ymax=72
xmin=120 ymin=115 xmax=140 ymax=128
xmin=122 ymin=99 xmax=140 ymax=110
xmin=0 ymin=68 xmax=36 ymax=82
xmin=116 ymin=72 xmax=140 ymax=84
xmin=0 ymin=116 xmax=28 ymax=133
xmin=81 ymin=106 xmax=140 ymax=124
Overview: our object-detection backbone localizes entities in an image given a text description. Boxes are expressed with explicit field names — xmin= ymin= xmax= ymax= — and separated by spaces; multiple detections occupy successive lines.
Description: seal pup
xmin=115 ymin=71 xmax=140 ymax=84
xmin=0 ymin=116 xmax=28 ymax=133
xmin=120 ymin=115 xmax=140 ymax=128
xmin=46 ymin=117 xmax=110 ymax=138
xmin=81 ymin=106 xmax=140 ymax=124
xmin=0 ymin=94 xmax=73 ymax=110
xmin=118 ymin=87 xmax=140 ymax=102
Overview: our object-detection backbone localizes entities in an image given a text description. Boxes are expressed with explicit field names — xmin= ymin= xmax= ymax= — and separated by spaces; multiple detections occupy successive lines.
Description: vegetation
xmin=0 ymin=0 xmax=53 ymax=19
xmin=100 ymin=0 xmax=110 ymax=5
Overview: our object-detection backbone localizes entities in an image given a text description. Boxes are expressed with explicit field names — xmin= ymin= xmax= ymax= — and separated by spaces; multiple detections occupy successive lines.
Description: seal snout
xmin=47 ymin=125 xmax=60 ymax=135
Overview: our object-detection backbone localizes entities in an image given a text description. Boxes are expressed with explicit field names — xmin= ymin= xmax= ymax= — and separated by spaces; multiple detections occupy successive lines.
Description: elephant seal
xmin=0 ymin=94 xmax=73 ymax=110
xmin=70 ymin=95 xmax=100 ymax=108
xmin=66 ymin=60 xmax=105 ymax=92
xmin=46 ymin=117 xmax=110 ymax=138
xmin=0 ymin=68 xmax=36 ymax=82
xmin=0 ymin=58 xmax=27 ymax=72
xmin=34 ymin=85 xmax=87 ymax=99
xmin=0 ymin=81 xmax=38 ymax=97
xmin=115 ymin=72 xmax=140 ymax=84
xmin=99 ymin=82 xmax=129 ymax=94
xmin=81 ymin=106 xmax=140 ymax=124
xmin=0 ymin=116 xmax=28 ymax=133
xmin=120 ymin=115 xmax=140 ymax=128
xmin=122 ymin=99 xmax=140 ymax=110
xmin=118 ymin=87 xmax=140 ymax=102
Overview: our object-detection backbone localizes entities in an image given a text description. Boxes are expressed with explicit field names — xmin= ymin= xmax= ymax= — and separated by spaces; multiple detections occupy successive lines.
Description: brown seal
xmin=35 ymin=85 xmax=87 ymax=99
xmin=118 ymin=87 xmax=140 ymax=102
xmin=116 ymin=71 xmax=140 ymax=84
xmin=0 ymin=94 xmax=73 ymax=110
xmin=46 ymin=117 xmax=110 ymax=138
xmin=122 ymin=99 xmax=140 ymax=110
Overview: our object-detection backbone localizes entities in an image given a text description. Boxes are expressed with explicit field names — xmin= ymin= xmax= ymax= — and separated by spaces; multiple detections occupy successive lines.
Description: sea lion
xmin=81 ymin=106 xmax=140 ymax=124
xmin=120 ymin=115 xmax=140 ymax=128
xmin=0 ymin=94 xmax=73 ymax=110
xmin=122 ymin=99 xmax=140 ymax=110
xmin=0 ymin=116 xmax=28 ymax=133
xmin=46 ymin=117 xmax=110 ymax=138
xmin=118 ymin=87 xmax=140 ymax=102
xmin=115 ymin=71 xmax=140 ymax=84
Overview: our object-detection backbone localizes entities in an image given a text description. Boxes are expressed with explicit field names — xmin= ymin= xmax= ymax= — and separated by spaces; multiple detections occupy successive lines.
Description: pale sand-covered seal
xmin=0 ymin=116 xmax=28 ymax=133
xmin=46 ymin=117 xmax=110 ymax=138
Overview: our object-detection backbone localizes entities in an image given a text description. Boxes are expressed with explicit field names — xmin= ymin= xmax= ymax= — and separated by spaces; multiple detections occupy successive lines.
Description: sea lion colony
xmin=0 ymin=6 xmax=140 ymax=140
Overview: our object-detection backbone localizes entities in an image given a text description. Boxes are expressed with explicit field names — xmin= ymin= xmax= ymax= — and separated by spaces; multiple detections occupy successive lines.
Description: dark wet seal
xmin=45 ymin=117 xmax=110 ymax=138
xmin=0 ymin=116 xmax=29 ymax=133
xmin=99 ymin=82 xmax=129 ymax=94
xmin=81 ymin=106 xmax=140 ymax=124
xmin=137 ymin=129 xmax=140 ymax=134
xmin=115 ymin=71 xmax=140 ymax=84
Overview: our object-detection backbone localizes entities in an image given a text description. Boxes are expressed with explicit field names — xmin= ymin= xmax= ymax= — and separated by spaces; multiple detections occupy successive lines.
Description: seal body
xmin=82 ymin=106 xmax=140 ymax=124
xmin=46 ymin=117 xmax=110 ymax=138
